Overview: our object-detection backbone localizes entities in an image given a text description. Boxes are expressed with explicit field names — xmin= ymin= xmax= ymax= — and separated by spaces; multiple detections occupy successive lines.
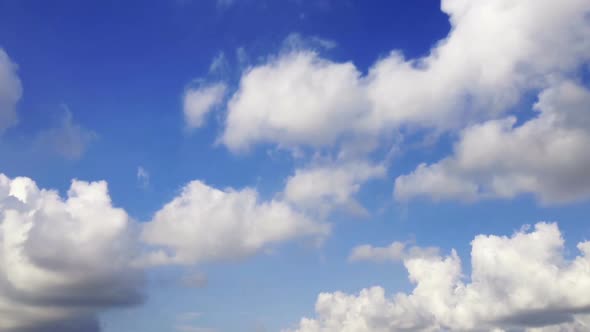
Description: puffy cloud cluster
xmin=395 ymin=80 xmax=590 ymax=204
xmin=0 ymin=48 xmax=22 ymax=133
xmin=0 ymin=174 xmax=142 ymax=332
xmin=288 ymin=223 xmax=590 ymax=332
xmin=216 ymin=0 xmax=590 ymax=207
xmin=222 ymin=0 xmax=590 ymax=153
xmin=141 ymin=180 xmax=329 ymax=265
xmin=0 ymin=173 xmax=328 ymax=330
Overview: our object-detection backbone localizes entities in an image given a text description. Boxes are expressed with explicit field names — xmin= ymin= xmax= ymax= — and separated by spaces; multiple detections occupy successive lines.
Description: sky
xmin=0 ymin=0 xmax=590 ymax=331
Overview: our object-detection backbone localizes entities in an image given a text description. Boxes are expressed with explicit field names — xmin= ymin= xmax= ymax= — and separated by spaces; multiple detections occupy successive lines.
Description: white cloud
xmin=183 ymin=83 xmax=227 ymax=130
xmin=137 ymin=166 xmax=150 ymax=189
xmin=140 ymin=180 xmax=329 ymax=265
xmin=0 ymin=174 xmax=143 ymax=332
xmin=349 ymin=241 xmax=439 ymax=263
xmin=209 ymin=52 xmax=229 ymax=75
xmin=284 ymin=161 xmax=385 ymax=216
xmin=395 ymin=80 xmax=590 ymax=204
xmin=282 ymin=33 xmax=338 ymax=52
xmin=288 ymin=222 xmax=590 ymax=332
xmin=0 ymin=171 xmax=331 ymax=330
xmin=35 ymin=108 xmax=97 ymax=160
xmin=0 ymin=49 xmax=22 ymax=133
xmin=222 ymin=0 xmax=590 ymax=153
xmin=221 ymin=51 xmax=369 ymax=151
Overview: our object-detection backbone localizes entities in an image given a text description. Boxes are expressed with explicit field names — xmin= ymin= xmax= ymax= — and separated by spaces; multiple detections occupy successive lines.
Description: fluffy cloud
xmin=140 ymin=180 xmax=329 ymax=265
xmin=222 ymin=51 xmax=368 ymax=151
xmin=183 ymin=83 xmax=227 ymax=130
xmin=0 ymin=174 xmax=143 ymax=332
xmin=222 ymin=0 xmax=590 ymax=152
xmin=0 ymin=172 xmax=330 ymax=330
xmin=288 ymin=222 xmax=590 ymax=332
xmin=395 ymin=80 xmax=590 ymax=204
xmin=0 ymin=49 xmax=22 ymax=133
xmin=284 ymin=161 xmax=385 ymax=216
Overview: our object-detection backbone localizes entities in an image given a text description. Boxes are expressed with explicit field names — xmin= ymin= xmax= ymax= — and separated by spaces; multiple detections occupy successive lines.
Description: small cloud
xmin=177 ymin=312 xmax=202 ymax=322
xmin=183 ymin=83 xmax=227 ymax=130
xmin=217 ymin=0 xmax=234 ymax=9
xmin=137 ymin=166 xmax=150 ymax=189
xmin=36 ymin=106 xmax=97 ymax=160
xmin=209 ymin=52 xmax=229 ymax=76
xmin=180 ymin=272 xmax=208 ymax=289
xmin=236 ymin=47 xmax=249 ymax=68
xmin=282 ymin=33 xmax=337 ymax=53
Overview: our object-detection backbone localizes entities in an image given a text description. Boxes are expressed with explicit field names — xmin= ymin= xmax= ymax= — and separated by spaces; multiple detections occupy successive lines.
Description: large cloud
xmin=288 ymin=222 xmax=590 ymax=332
xmin=222 ymin=0 xmax=590 ymax=152
xmin=0 ymin=174 xmax=143 ymax=332
xmin=0 ymin=172 xmax=329 ymax=330
xmin=395 ymin=80 xmax=590 ymax=204
xmin=0 ymin=49 xmax=22 ymax=133
xmin=140 ymin=180 xmax=329 ymax=265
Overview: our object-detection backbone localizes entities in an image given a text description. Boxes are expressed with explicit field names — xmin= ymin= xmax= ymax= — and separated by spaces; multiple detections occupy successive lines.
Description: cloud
xmin=284 ymin=161 xmax=385 ymax=216
xmin=349 ymin=241 xmax=439 ymax=263
xmin=0 ymin=48 xmax=22 ymax=133
xmin=209 ymin=52 xmax=229 ymax=76
xmin=35 ymin=108 xmax=97 ymax=160
xmin=216 ymin=0 xmax=234 ymax=9
xmin=183 ymin=83 xmax=227 ymax=130
xmin=221 ymin=51 xmax=368 ymax=151
xmin=140 ymin=180 xmax=329 ymax=265
xmin=395 ymin=80 xmax=590 ymax=204
xmin=0 ymin=171 xmax=331 ymax=330
xmin=288 ymin=222 xmax=590 ymax=332
xmin=137 ymin=166 xmax=150 ymax=189
xmin=180 ymin=272 xmax=208 ymax=289
xmin=282 ymin=33 xmax=338 ymax=52
xmin=0 ymin=174 xmax=143 ymax=332
xmin=221 ymin=0 xmax=590 ymax=153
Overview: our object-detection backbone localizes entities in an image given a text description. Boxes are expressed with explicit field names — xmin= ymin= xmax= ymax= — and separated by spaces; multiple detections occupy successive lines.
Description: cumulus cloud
xmin=0 ymin=172 xmax=331 ymax=330
xmin=0 ymin=48 xmax=22 ymax=133
xmin=221 ymin=0 xmax=590 ymax=154
xmin=222 ymin=51 xmax=368 ymax=151
xmin=288 ymin=222 xmax=590 ymax=332
xmin=140 ymin=180 xmax=329 ymax=265
xmin=183 ymin=83 xmax=227 ymax=130
xmin=284 ymin=161 xmax=385 ymax=216
xmin=0 ymin=174 xmax=143 ymax=332
xmin=35 ymin=108 xmax=97 ymax=160
xmin=395 ymin=80 xmax=590 ymax=204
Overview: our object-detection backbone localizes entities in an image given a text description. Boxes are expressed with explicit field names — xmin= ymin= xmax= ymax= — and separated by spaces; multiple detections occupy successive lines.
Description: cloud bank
xmin=0 ymin=173 xmax=327 ymax=331
xmin=289 ymin=223 xmax=590 ymax=332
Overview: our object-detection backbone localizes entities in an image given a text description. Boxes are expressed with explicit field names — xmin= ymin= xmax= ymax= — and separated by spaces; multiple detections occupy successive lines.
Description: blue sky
xmin=1 ymin=1 xmax=590 ymax=331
